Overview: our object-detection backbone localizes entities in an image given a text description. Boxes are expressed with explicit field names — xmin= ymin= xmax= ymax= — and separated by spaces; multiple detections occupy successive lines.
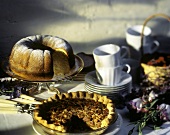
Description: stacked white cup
xmin=93 ymin=44 xmax=131 ymax=86
xmin=126 ymin=25 xmax=159 ymax=54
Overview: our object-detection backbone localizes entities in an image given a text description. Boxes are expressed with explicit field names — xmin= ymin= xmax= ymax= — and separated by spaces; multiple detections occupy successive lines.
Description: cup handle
xmin=121 ymin=46 xmax=130 ymax=58
xmin=152 ymin=40 xmax=160 ymax=52
xmin=123 ymin=64 xmax=131 ymax=73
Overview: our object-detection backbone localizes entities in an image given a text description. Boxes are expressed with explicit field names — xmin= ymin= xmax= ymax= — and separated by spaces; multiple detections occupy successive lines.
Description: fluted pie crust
xmin=33 ymin=91 xmax=116 ymax=133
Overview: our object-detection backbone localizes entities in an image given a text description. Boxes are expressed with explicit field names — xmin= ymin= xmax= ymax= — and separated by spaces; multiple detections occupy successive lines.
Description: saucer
xmin=85 ymin=83 xmax=130 ymax=93
xmin=85 ymin=81 xmax=131 ymax=90
xmin=85 ymin=71 xmax=132 ymax=88
xmin=84 ymin=71 xmax=132 ymax=97
xmin=84 ymin=84 xmax=129 ymax=97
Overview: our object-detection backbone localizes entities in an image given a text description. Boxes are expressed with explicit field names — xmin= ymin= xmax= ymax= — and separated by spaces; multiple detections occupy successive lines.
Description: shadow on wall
xmin=0 ymin=0 xmax=82 ymax=56
xmin=0 ymin=0 xmax=169 ymax=68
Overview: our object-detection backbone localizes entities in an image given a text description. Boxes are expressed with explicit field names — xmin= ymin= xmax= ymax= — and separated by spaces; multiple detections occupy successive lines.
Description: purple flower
xmin=129 ymin=98 xmax=143 ymax=112
xmin=157 ymin=104 xmax=170 ymax=121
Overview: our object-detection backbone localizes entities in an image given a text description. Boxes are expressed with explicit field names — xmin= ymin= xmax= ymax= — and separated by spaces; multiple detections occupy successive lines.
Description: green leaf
xmin=149 ymin=99 xmax=158 ymax=108
xmin=138 ymin=132 xmax=143 ymax=135
xmin=141 ymin=122 xmax=146 ymax=129
xmin=138 ymin=124 xmax=142 ymax=134
xmin=154 ymin=125 xmax=161 ymax=130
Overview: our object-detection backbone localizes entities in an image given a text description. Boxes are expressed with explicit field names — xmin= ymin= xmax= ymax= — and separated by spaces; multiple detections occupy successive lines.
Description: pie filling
xmin=33 ymin=91 xmax=115 ymax=133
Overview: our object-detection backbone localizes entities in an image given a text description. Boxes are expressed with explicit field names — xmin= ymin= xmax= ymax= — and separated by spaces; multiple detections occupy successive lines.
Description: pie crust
xmin=33 ymin=91 xmax=116 ymax=133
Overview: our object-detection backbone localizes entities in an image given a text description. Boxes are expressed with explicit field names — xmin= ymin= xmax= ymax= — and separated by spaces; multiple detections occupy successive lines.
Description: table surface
xmin=1 ymin=36 xmax=170 ymax=135
xmin=0 ymin=81 xmax=170 ymax=135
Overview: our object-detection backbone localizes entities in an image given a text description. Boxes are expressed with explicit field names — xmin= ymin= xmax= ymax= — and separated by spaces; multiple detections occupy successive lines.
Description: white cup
xmin=126 ymin=25 xmax=159 ymax=54
xmin=95 ymin=64 xmax=131 ymax=86
xmin=93 ymin=44 xmax=130 ymax=67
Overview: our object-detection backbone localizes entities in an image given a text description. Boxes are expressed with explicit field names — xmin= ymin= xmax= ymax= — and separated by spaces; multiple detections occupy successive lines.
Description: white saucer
xmin=85 ymin=82 xmax=131 ymax=90
xmin=84 ymin=85 xmax=129 ymax=97
xmin=84 ymin=83 xmax=130 ymax=93
xmin=85 ymin=71 xmax=132 ymax=88
xmin=32 ymin=113 xmax=123 ymax=135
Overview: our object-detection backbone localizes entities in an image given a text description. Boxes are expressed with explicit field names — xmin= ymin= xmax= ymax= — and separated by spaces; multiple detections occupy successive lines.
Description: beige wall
xmin=0 ymin=0 xmax=170 ymax=58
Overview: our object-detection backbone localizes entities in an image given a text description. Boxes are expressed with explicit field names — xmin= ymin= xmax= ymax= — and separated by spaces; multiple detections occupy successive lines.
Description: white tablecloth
xmin=0 ymin=82 xmax=170 ymax=135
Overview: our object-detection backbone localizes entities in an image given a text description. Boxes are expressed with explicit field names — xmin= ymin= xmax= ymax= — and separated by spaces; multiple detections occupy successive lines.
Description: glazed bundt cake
xmin=9 ymin=35 xmax=75 ymax=80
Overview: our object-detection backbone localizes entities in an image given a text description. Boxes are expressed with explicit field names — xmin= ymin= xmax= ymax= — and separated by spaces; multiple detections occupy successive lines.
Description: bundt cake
xmin=33 ymin=91 xmax=116 ymax=133
xmin=9 ymin=35 xmax=75 ymax=81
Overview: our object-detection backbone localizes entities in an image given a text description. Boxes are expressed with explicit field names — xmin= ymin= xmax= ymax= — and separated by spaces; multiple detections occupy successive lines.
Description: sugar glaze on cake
xmin=9 ymin=35 xmax=75 ymax=80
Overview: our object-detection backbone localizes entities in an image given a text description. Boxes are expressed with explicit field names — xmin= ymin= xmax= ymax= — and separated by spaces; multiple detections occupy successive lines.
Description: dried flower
xmin=127 ymin=74 xmax=170 ymax=135
xmin=129 ymin=98 xmax=143 ymax=112
xmin=148 ymin=91 xmax=158 ymax=102
xmin=157 ymin=104 xmax=170 ymax=121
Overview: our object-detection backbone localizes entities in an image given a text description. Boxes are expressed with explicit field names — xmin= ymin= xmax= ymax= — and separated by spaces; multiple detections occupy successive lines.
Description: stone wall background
xmin=0 ymin=0 xmax=170 ymax=59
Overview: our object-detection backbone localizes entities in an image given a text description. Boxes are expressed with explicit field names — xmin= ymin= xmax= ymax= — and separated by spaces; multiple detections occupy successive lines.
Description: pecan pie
xmin=33 ymin=91 xmax=116 ymax=133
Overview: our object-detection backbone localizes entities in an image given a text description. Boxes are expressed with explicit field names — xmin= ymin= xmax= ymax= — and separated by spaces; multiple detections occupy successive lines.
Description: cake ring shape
xmin=9 ymin=35 xmax=77 ymax=81
xmin=2 ymin=55 xmax=83 ymax=82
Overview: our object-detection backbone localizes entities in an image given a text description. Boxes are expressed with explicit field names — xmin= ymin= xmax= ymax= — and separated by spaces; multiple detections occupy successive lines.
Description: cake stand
xmin=1 ymin=55 xmax=84 ymax=98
